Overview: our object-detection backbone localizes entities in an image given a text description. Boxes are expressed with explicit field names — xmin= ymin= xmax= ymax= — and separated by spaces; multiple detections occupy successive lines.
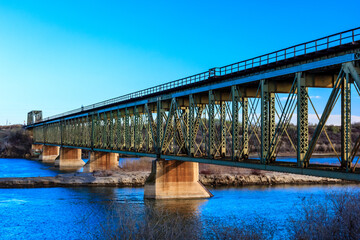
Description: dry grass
xmin=0 ymin=126 xmax=32 ymax=158
xmin=83 ymin=201 xmax=201 ymax=240
xmin=117 ymin=158 xmax=264 ymax=176
xmin=83 ymin=201 xmax=275 ymax=240
xmin=288 ymin=190 xmax=360 ymax=240
xmin=119 ymin=157 xmax=154 ymax=172
xmin=199 ymin=163 xmax=265 ymax=175
xmin=117 ymin=158 xmax=266 ymax=176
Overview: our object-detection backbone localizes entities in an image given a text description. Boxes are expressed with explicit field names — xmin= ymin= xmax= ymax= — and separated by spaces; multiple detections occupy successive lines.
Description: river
xmin=0 ymin=158 xmax=358 ymax=239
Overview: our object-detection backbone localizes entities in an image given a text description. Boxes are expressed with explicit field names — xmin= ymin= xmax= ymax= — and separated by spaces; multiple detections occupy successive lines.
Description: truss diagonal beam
xmin=303 ymin=67 xmax=345 ymax=165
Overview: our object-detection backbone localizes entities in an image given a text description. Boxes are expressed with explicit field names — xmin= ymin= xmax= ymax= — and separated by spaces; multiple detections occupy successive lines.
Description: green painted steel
xmin=29 ymin=51 xmax=360 ymax=181
xmin=297 ymin=72 xmax=309 ymax=168
xmin=261 ymin=79 xmax=270 ymax=164
xmin=231 ymin=86 xmax=240 ymax=160
xmin=241 ymin=97 xmax=249 ymax=160
xmin=208 ymin=90 xmax=215 ymax=158
xmin=341 ymin=72 xmax=351 ymax=171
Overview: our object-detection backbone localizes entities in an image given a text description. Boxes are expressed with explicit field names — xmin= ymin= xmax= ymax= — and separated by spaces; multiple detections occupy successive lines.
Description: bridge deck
xmin=28 ymin=27 xmax=360 ymax=181
xmin=29 ymin=27 xmax=360 ymax=125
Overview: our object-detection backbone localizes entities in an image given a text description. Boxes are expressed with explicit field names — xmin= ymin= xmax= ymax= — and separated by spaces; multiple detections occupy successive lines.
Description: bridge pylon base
xmin=83 ymin=152 xmax=119 ymax=172
xmin=144 ymin=159 xmax=213 ymax=199
xmin=31 ymin=144 xmax=43 ymax=158
xmin=55 ymin=148 xmax=85 ymax=170
xmin=40 ymin=145 xmax=59 ymax=163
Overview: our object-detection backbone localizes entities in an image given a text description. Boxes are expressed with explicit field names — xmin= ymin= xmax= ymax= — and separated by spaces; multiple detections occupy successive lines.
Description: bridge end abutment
xmin=83 ymin=152 xmax=119 ymax=172
xmin=144 ymin=159 xmax=213 ymax=199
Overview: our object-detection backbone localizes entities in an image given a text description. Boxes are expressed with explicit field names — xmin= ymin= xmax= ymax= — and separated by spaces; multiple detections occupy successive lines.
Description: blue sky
xmin=0 ymin=0 xmax=359 ymax=125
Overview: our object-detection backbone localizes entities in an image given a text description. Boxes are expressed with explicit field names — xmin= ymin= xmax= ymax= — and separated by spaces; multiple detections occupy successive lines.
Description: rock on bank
xmin=0 ymin=171 xmax=350 ymax=188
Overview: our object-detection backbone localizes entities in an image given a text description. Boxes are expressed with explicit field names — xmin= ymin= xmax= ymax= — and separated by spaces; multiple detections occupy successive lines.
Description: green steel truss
xmin=32 ymin=61 xmax=360 ymax=178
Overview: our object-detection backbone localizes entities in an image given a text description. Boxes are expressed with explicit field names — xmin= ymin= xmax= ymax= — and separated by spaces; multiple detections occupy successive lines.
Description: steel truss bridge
xmin=28 ymin=27 xmax=360 ymax=181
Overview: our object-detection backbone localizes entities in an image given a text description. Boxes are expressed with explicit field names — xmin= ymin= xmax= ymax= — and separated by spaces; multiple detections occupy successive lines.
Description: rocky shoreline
xmin=0 ymin=170 xmax=353 ymax=188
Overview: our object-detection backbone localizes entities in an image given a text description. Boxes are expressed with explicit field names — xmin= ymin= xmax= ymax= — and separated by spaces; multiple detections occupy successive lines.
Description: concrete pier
xmin=83 ymin=152 xmax=119 ymax=172
xmin=40 ymin=145 xmax=59 ymax=163
xmin=56 ymin=148 xmax=85 ymax=170
xmin=144 ymin=159 xmax=213 ymax=199
xmin=31 ymin=144 xmax=43 ymax=157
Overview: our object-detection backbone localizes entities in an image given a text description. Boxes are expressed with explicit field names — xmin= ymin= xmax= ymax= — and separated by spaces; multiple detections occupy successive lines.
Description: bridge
xmin=27 ymin=27 xmax=360 ymax=199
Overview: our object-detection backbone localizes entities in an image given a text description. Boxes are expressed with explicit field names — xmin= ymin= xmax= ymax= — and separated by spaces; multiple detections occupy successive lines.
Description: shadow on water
xmin=144 ymin=198 xmax=207 ymax=215
xmin=1 ymin=158 xmax=360 ymax=239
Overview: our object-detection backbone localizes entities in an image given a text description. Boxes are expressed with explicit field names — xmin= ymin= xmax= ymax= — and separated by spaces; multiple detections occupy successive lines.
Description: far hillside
xmin=0 ymin=125 xmax=31 ymax=158
xmin=0 ymin=123 xmax=359 ymax=158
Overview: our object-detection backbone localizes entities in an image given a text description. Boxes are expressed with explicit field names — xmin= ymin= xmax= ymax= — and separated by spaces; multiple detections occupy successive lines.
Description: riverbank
xmin=0 ymin=170 xmax=352 ymax=188
xmin=0 ymin=125 xmax=31 ymax=158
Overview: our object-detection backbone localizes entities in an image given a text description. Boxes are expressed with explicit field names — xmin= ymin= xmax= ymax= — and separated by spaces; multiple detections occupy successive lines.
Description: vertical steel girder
xmin=116 ymin=110 xmax=121 ymax=149
xmin=241 ymin=98 xmax=249 ymax=160
xmin=220 ymin=101 xmax=226 ymax=157
xmin=102 ymin=112 xmax=107 ymax=148
xmin=188 ymin=95 xmax=195 ymax=156
xmin=87 ymin=115 xmax=91 ymax=147
xmin=90 ymin=115 xmax=94 ymax=148
xmin=232 ymin=86 xmax=240 ymax=160
xmin=269 ymin=93 xmax=275 ymax=161
xmin=130 ymin=112 xmax=135 ymax=150
xmin=94 ymin=114 xmax=98 ymax=147
xmin=297 ymin=72 xmax=309 ymax=168
xmin=172 ymin=108 xmax=176 ymax=154
xmin=261 ymin=80 xmax=273 ymax=164
xmin=139 ymin=113 xmax=145 ymax=151
xmin=134 ymin=107 xmax=140 ymax=151
xmin=341 ymin=73 xmax=351 ymax=170
xmin=208 ymin=90 xmax=215 ymax=158
xmin=125 ymin=108 xmax=130 ymax=150
xmin=109 ymin=111 xmax=114 ymax=149
xmin=156 ymin=98 xmax=163 ymax=155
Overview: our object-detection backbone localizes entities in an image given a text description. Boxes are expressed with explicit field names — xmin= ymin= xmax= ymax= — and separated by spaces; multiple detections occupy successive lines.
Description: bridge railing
xmin=217 ymin=28 xmax=360 ymax=75
xmin=42 ymin=27 xmax=360 ymax=122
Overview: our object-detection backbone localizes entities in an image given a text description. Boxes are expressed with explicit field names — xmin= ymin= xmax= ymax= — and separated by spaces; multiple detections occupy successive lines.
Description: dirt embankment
xmin=0 ymin=125 xmax=31 ymax=158
xmin=0 ymin=170 xmax=349 ymax=188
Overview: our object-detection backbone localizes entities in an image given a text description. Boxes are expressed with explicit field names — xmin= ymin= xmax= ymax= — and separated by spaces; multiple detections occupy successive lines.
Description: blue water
xmin=0 ymin=158 xmax=358 ymax=239
xmin=0 ymin=157 xmax=340 ymax=178
xmin=0 ymin=158 xmax=61 ymax=178
xmin=0 ymin=185 xmax=359 ymax=239
xmin=277 ymin=156 xmax=340 ymax=165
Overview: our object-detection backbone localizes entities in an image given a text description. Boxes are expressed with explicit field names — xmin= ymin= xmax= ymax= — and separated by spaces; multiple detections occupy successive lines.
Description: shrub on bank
xmin=0 ymin=126 xmax=31 ymax=158
xmin=84 ymin=201 xmax=275 ymax=240
xmin=288 ymin=190 xmax=360 ymax=240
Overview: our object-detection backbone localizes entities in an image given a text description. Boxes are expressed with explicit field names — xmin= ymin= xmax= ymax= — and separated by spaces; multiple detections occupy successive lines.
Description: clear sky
xmin=0 ymin=0 xmax=359 ymax=125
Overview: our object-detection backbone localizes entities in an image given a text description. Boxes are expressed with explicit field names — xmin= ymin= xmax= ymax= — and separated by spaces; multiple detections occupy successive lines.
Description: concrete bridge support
xmin=31 ymin=144 xmax=43 ymax=152
xmin=83 ymin=152 xmax=119 ymax=172
xmin=41 ymin=145 xmax=60 ymax=163
xmin=31 ymin=144 xmax=43 ymax=157
xmin=144 ymin=159 xmax=213 ymax=199
xmin=56 ymin=148 xmax=85 ymax=169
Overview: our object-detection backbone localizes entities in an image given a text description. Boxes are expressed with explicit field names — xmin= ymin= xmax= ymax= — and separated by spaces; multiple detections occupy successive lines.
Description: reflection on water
xmin=0 ymin=185 xmax=359 ymax=239
xmin=0 ymin=158 xmax=359 ymax=239
xmin=144 ymin=198 xmax=207 ymax=215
